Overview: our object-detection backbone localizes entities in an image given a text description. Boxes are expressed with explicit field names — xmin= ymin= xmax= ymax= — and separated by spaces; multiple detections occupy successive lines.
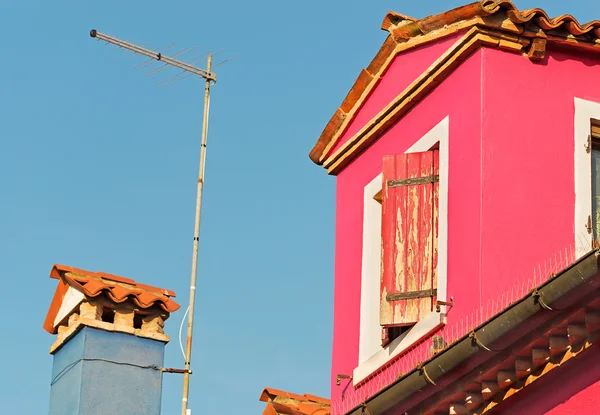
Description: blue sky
xmin=0 ymin=1 xmax=597 ymax=413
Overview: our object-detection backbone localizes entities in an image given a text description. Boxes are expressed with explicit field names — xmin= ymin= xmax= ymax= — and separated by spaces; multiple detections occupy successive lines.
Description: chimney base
xmin=49 ymin=327 xmax=165 ymax=415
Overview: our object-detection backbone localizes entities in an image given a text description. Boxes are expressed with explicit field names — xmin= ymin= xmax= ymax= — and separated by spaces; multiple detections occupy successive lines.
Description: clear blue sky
xmin=0 ymin=1 xmax=597 ymax=413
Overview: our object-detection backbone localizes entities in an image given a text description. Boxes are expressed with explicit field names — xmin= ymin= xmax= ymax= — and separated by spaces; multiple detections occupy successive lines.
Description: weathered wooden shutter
xmin=380 ymin=150 xmax=439 ymax=328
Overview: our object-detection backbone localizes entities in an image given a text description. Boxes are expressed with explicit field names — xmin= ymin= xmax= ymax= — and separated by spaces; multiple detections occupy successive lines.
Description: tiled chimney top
xmin=259 ymin=388 xmax=331 ymax=414
xmin=44 ymin=264 xmax=180 ymax=353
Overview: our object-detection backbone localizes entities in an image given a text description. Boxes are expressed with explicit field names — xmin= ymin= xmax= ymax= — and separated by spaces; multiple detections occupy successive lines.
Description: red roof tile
xmin=44 ymin=264 xmax=179 ymax=334
xmin=260 ymin=388 xmax=330 ymax=415
xmin=383 ymin=0 xmax=600 ymax=41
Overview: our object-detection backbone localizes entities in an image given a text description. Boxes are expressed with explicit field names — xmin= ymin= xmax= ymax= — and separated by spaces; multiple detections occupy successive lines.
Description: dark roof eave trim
xmin=347 ymin=249 xmax=600 ymax=415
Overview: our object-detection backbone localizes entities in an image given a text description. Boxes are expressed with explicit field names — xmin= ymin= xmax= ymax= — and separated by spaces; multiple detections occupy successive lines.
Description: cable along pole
xmin=90 ymin=29 xmax=217 ymax=415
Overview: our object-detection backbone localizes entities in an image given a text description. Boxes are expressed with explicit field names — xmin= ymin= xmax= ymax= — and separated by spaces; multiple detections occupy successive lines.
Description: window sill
xmin=352 ymin=311 xmax=445 ymax=385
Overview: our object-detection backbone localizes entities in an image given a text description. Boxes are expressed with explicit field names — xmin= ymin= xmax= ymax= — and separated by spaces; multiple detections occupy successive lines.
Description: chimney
xmin=44 ymin=265 xmax=180 ymax=415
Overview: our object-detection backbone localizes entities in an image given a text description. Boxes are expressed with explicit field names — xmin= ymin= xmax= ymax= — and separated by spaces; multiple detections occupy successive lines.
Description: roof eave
xmin=308 ymin=22 xmax=489 ymax=171
xmin=346 ymin=249 xmax=600 ymax=415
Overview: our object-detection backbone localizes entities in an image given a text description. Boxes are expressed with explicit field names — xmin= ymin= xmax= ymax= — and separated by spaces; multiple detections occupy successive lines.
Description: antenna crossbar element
xmin=90 ymin=29 xmax=216 ymax=83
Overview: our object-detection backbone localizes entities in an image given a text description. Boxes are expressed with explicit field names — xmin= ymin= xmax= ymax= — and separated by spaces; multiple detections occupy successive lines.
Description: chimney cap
xmin=44 ymin=264 xmax=180 ymax=335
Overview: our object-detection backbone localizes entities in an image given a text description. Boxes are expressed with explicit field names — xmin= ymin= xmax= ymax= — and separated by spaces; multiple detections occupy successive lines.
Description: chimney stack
xmin=44 ymin=264 xmax=180 ymax=415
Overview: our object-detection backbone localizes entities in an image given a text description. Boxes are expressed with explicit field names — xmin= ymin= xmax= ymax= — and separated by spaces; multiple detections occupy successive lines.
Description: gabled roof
xmin=44 ymin=264 xmax=179 ymax=334
xmin=260 ymin=388 xmax=330 ymax=415
xmin=310 ymin=0 xmax=600 ymax=174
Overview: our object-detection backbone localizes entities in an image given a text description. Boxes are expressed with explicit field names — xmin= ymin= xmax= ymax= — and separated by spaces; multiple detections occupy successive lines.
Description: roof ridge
xmin=480 ymin=0 xmax=600 ymax=33
xmin=260 ymin=387 xmax=331 ymax=406
xmin=51 ymin=264 xmax=176 ymax=296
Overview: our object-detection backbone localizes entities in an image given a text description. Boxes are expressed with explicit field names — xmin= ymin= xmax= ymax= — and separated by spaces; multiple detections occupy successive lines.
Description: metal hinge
xmin=336 ymin=374 xmax=353 ymax=386
xmin=388 ymin=175 xmax=439 ymax=188
xmin=386 ymin=288 xmax=437 ymax=302
xmin=435 ymin=297 xmax=454 ymax=312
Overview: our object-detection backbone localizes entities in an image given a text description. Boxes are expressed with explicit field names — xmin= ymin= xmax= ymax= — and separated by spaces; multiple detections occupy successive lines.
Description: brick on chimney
xmin=80 ymin=301 xmax=101 ymax=321
xmin=142 ymin=314 xmax=165 ymax=334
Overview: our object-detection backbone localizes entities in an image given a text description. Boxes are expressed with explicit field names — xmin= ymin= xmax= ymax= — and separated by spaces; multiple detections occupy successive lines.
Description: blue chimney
xmin=44 ymin=265 xmax=180 ymax=415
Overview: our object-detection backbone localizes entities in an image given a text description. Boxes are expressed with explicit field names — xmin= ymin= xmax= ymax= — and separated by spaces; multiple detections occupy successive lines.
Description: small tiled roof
xmin=310 ymin=0 xmax=600 ymax=172
xmin=260 ymin=388 xmax=330 ymax=415
xmin=44 ymin=264 xmax=179 ymax=334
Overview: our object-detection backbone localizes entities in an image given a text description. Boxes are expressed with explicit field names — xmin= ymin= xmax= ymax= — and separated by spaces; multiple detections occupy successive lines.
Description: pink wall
xmin=478 ymin=45 xmax=600 ymax=414
xmin=478 ymin=46 xmax=600 ymax=306
xmin=330 ymin=42 xmax=600 ymax=413
xmin=328 ymin=34 xmax=463 ymax=157
xmin=331 ymin=47 xmax=484 ymax=405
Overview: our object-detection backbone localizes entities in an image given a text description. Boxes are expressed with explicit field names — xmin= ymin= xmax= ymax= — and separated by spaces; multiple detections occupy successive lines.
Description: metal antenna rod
xmin=90 ymin=30 xmax=216 ymax=82
xmin=90 ymin=29 xmax=217 ymax=415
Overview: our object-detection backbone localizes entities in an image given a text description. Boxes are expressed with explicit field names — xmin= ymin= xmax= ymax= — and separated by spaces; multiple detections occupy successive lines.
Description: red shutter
xmin=380 ymin=150 xmax=439 ymax=327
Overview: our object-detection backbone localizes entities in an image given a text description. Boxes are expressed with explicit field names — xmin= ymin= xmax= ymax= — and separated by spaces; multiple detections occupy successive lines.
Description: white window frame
xmin=354 ymin=116 xmax=449 ymax=384
xmin=574 ymin=98 xmax=600 ymax=258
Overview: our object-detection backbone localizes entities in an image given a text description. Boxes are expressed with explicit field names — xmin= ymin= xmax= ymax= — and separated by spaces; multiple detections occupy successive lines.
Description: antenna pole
xmin=90 ymin=30 xmax=220 ymax=414
xmin=181 ymin=54 xmax=211 ymax=415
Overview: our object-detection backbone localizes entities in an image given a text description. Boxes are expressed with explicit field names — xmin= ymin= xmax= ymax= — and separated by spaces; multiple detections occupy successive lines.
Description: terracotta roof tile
xmin=44 ymin=264 xmax=180 ymax=334
xmin=260 ymin=388 xmax=330 ymax=415
xmin=384 ymin=0 xmax=600 ymax=41
xmin=303 ymin=394 xmax=330 ymax=405
xmin=310 ymin=0 xmax=600 ymax=171
xmin=263 ymin=404 xmax=279 ymax=415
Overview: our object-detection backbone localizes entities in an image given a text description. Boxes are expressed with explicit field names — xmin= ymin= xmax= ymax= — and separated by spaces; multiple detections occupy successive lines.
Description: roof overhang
xmin=310 ymin=0 xmax=600 ymax=175
xmin=346 ymin=249 xmax=600 ymax=415
xmin=260 ymin=388 xmax=331 ymax=415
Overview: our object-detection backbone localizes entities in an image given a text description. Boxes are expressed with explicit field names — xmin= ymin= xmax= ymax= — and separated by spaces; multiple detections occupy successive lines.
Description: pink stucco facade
xmin=329 ymin=38 xmax=600 ymax=414
xmin=331 ymin=40 xmax=483 ymax=408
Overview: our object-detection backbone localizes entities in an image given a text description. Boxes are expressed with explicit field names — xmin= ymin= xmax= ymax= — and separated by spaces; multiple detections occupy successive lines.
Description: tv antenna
xmin=90 ymin=29 xmax=227 ymax=415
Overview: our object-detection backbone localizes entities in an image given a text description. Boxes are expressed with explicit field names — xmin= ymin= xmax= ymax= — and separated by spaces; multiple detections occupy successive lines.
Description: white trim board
xmin=354 ymin=116 xmax=450 ymax=384
xmin=358 ymin=172 xmax=384 ymax=364
xmin=574 ymin=98 xmax=600 ymax=258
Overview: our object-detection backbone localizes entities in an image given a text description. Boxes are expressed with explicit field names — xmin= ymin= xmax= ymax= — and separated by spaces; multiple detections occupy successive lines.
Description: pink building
xmin=309 ymin=1 xmax=600 ymax=414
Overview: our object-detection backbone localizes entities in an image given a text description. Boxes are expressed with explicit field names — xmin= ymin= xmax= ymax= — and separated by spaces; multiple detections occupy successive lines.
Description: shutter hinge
xmin=587 ymin=215 xmax=593 ymax=234
xmin=388 ymin=175 xmax=439 ymax=188
xmin=387 ymin=288 xmax=438 ymax=301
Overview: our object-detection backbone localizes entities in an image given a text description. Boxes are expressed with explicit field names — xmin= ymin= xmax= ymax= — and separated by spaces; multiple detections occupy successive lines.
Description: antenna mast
xmin=90 ymin=29 xmax=216 ymax=415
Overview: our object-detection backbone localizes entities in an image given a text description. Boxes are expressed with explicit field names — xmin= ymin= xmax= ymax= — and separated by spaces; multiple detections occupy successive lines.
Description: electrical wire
xmin=179 ymin=306 xmax=190 ymax=360
xmin=51 ymin=358 xmax=160 ymax=385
